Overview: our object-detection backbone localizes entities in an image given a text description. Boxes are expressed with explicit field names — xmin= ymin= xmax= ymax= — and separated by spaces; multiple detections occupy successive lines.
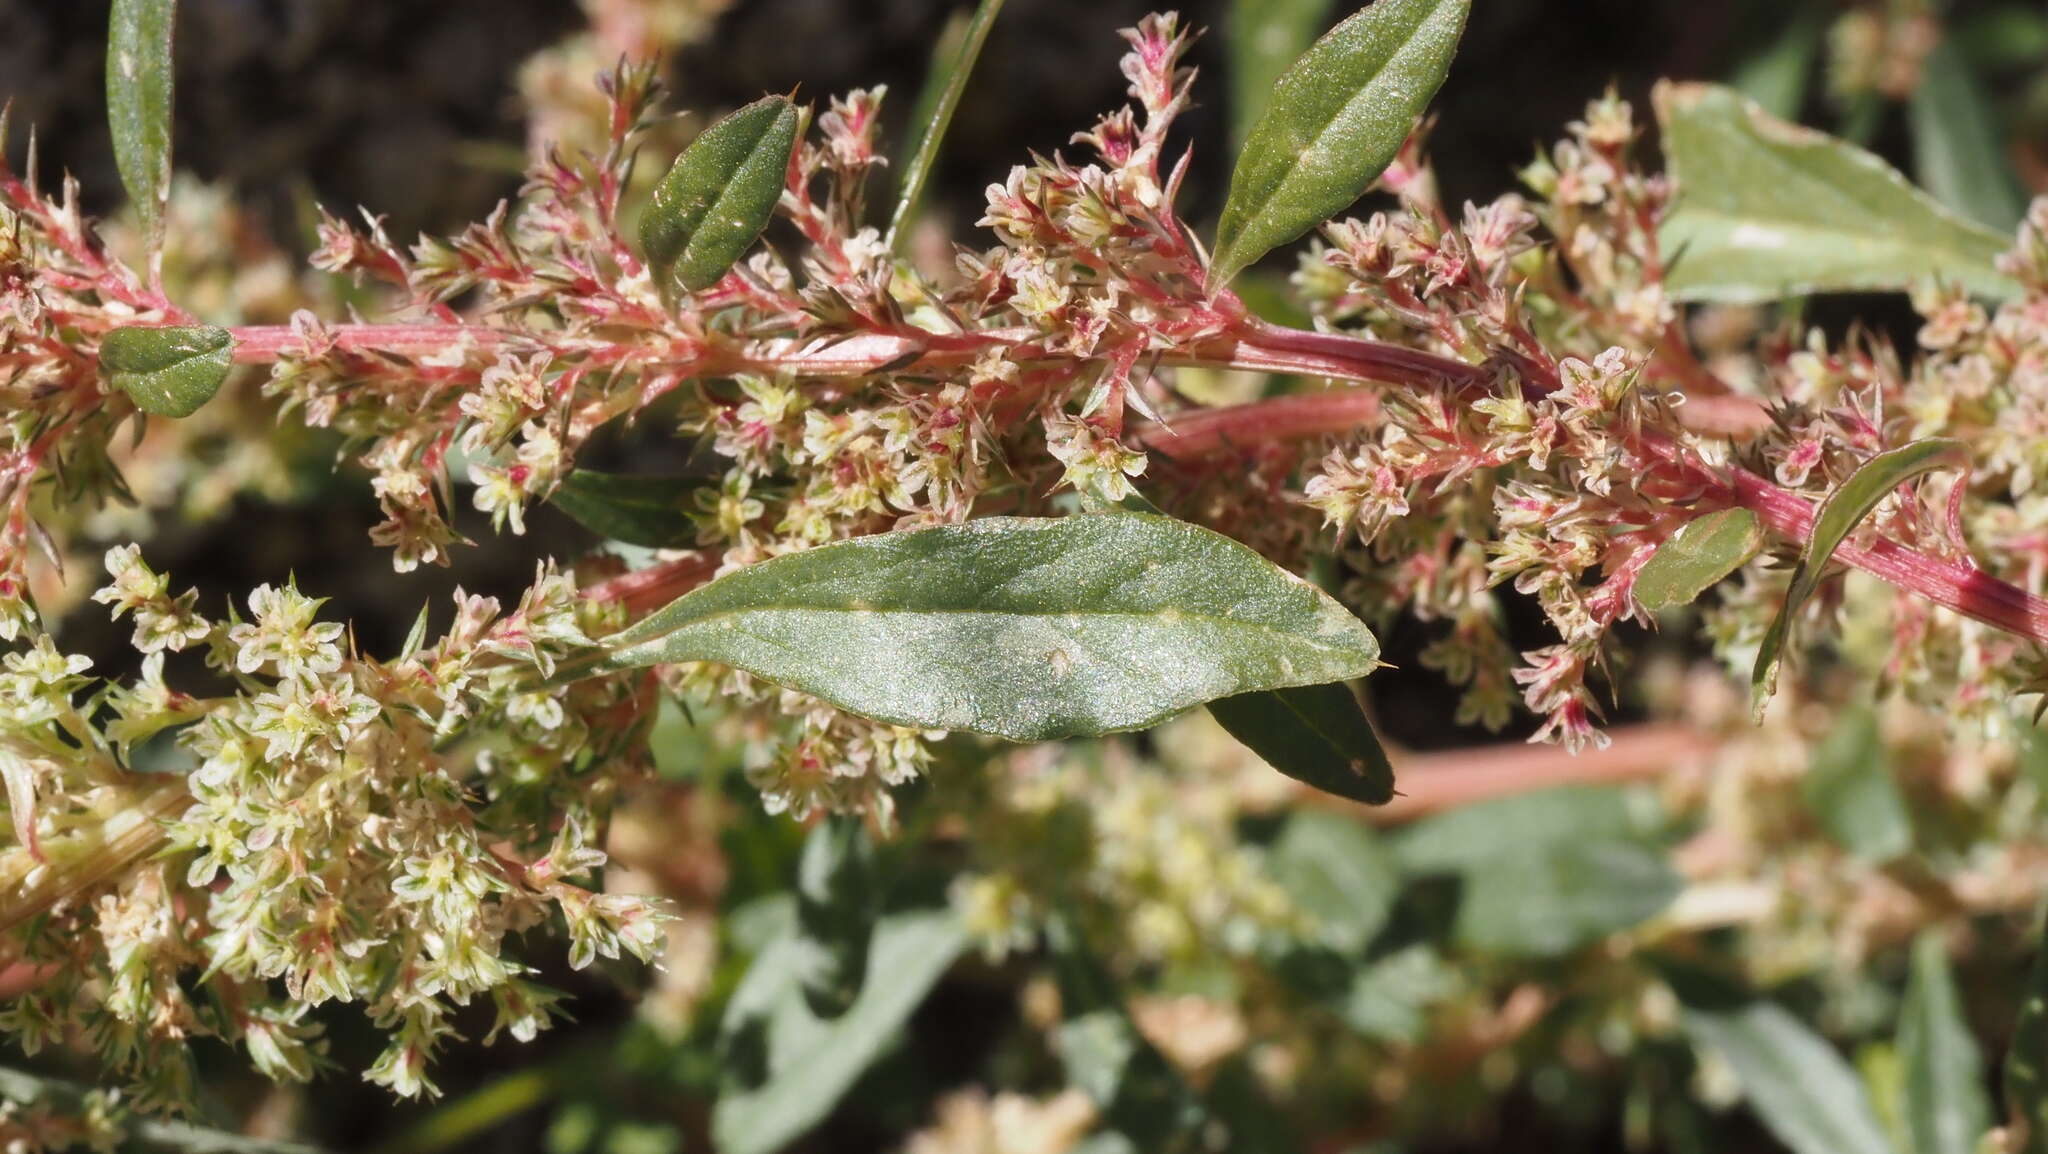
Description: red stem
xmin=227 ymin=323 xmax=537 ymax=362
xmin=1718 ymin=461 xmax=2048 ymax=644
xmin=1156 ymin=326 xmax=2048 ymax=649
xmin=222 ymin=323 xmax=1036 ymax=377
xmin=1143 ymin=389 xmax=1379 ymax=461
xmin=1186 ymin=316 xmax=1494 ymax=391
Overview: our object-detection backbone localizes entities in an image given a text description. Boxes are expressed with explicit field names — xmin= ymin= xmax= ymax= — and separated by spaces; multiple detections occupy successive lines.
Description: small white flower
xmin=228 ymin=583 xmax=345 ymax=680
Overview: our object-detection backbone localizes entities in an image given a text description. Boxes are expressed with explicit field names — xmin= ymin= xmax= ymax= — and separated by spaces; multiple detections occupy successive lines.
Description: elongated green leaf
xmin=107 ymin=0 xmax=175 ymax=258
xmin=548 ymin=470 xmax=704 ymax=547
xmin=1900 ymin=932 xmax=1993 ymax=1154
xmin=1793 ymin=440 xmax=1969 ymax=614
xmin=2012 ymin=914 xmax=2048 ymax=1154
xmin=1680 ymin=997 xmax=1894 ymax=1154
xmin=792 ymin=816 xmax=877 ymax=1018
xmin=1229 ymin=0 xmax=1334 ymax=152
xmin=1635 ymin=507 xmax=1764 ymax=611
xmin=1801 ymin=705 xmax=1911 ymax=862
xmin=1656 ymin=82 xmax=2018 ymax=302
xmin=99 ymin=324 xmax=233 ymax=418
xmin=1208 ymin=680 xmax=1394 ymax=804
xmin=1453 ymin=839 xmax=1680 ymax=958
xmin=581 ymin=513 xmax=1382 ymax=742
xmin=640 ymin=96 xmax=798 ymax=296
xmin=1910 ymin=35 xmax=2025 ymax=232
xmin=714 ymin=908 xmax=966 ymax=1154
xmin=1209 ymin=0 xmax=1471 ymax=288
xmin=1753 ymin=439 xmax=1969 ymax=712
xmin=1266 ymin=811 xmax=1397 ymax=953
xmin=887 ymin=0 xmax=1005 ymax=253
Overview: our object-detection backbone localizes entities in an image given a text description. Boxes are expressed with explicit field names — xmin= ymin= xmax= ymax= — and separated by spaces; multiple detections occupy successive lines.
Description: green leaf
xmin=1800 ymin=705 xmax=1912 ymax=862
xmin=1390 ymin=784 xmax=1664 ymax=874
xmin=1228 ymin=0 xmax=1334 ymax=152
xmin=1900 ymin=931 xmax=1993 ymax=1154
xmin=548 ymin=470 xmax=704 ymax=547
xmin=2012 ymin=913 xmax=2048 ymax=1154
xmin=107 ymin=0 xmax=176 ymax=258
xmin=1208 ymin=0 xmax=1471 ymax=288
xmin=1656 ymin=82 xmax=2019 ymax=302
xmin=887 ymin=0 xmax=1006 ymax=253
xmin=99 ymin=324 xmax=234 ymax=418
xmin=1910 ymin=35 xmax=2026 ymax=232
xmin=579 ymin=513 xmax=1382 ymax=742
xmin=1452 ymin=839 xmax=1680 ymax=958
xmin=1047 ymin=915 xmax=1205 ymax=1148
xmin=1679 ymin=996 xmax=1895 ymax=1154
xmin=1752 ymin=439 xmax=1969 ymax=713
xmin=792 ymin=816 xmax=877 ymax=1019
xmin=713 ymin=908 xmax=966 ymax=1154
xmin=1634 ymin=507 xmax=1764 ymax=611
xmin=1265 ymin=811 xmax=1397 ymax=953
xmin=639 ymin=95 xmax=798 ymax=297
xmin=1208 ymin=681 xmax=1394 ymax=804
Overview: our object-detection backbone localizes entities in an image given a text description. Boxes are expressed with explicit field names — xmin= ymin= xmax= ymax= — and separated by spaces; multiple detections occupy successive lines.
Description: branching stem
xmin=219 ymin=313 xmax=2048 ymax=648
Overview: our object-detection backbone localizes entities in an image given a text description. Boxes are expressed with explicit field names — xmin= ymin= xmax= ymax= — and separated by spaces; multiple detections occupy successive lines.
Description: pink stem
xmin=1179 ymin=316 xmax=1493 ymax=391
xmin=1720 ymin=463 xmax=2048 ymax=645
xmin=222 ymin=323 xmax=1037 ymax=377
xmin=1143 ymin=389 xmax=1380 ymax=461
xmin=227 ymin=323 xmax=534 ymax=362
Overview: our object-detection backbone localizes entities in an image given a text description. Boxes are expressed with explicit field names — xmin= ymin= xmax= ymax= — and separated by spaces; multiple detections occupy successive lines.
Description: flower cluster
xmin=0 ymin=548 xmax=658 ymax=1103
xmin=946 ymin=739 xmax=1303 ymax=965
xmin=1293 ymin=89 xmax=2048 ymax=748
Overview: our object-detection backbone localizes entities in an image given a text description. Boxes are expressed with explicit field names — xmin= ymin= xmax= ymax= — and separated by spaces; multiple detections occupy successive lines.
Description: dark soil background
xmin=3 ymin=0 xmax=1805 ymax=240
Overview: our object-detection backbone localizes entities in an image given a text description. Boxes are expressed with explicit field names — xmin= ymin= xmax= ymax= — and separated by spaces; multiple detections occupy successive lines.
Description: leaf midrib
xmin=1272 ymin=689 xmax=1350 ymax=754
xmin=684 ymin=111 xmax=783 ymax=269
xmin=657 ymin=610 xmax=1358 ymax=740
xmin=622 ymin=601 xmax=1370 ymax=658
